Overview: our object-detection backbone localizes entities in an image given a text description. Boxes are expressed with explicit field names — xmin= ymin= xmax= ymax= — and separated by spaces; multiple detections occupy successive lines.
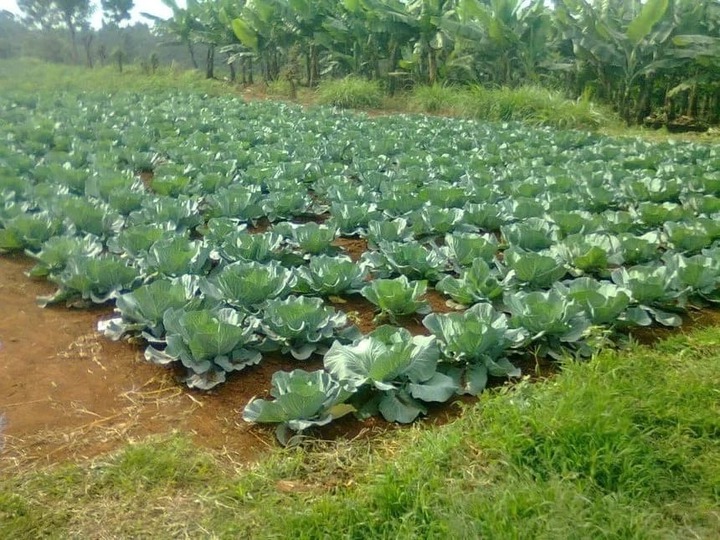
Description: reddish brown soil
xmin=628 ymin=307 xmax=720 ymax=345
xmin=334 ymin=237 xmax=368 ymax=262
xmin=0 ymin=255 xmax=315 ymax=469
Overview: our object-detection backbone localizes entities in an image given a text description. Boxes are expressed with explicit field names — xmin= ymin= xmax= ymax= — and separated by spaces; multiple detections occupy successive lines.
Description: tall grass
xmin=465 ymin=84 xmax=605 ymax=129
xmin=407 ymin=83 xmax=609 ymax=129
xmin=316 ymin=76 xmax=383 ymax=109
xmin=408 ymin=83 xmax=461 ymax=113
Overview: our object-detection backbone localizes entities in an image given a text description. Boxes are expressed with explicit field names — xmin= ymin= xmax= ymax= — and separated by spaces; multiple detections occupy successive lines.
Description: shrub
xmin=409 ymin=84 xmax=460 ymax=113
xmin=463 ymin=85 xmax=607 ymax=129
xmin=316 ymin=76 xmax=383 ymax=109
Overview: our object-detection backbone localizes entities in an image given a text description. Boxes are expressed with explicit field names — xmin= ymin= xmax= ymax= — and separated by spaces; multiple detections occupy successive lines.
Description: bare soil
xmin=0 ymin=255 xmax=312 ymax=469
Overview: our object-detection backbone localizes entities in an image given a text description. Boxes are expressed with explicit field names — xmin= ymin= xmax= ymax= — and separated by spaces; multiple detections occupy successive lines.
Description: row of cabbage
xmin=2 ymin=91 xmax=720 ymax=439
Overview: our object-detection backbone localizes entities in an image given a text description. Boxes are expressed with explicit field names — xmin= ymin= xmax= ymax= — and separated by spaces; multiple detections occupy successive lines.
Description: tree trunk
xmin=388 ymin=42 xmax=399 ymax=96
xmin=711 ymin=89 xmax=720 ymax=124
xmin=188 ymin=42 xmax=199 ymax=69
xmin=229 ymin=57 xmax=236 ymax=82
xmin=305 ymin=51 xmax=311 ymax=86
xmin=205 ymin=45 xmax=215 ymax=79
xmin=68 ymin=24 xmax=79 ymax=64
xmin=428 ymin=47 xmax=437 ymax=85
xmin=248 ymin=57 xmax=254 ymax=85
xmin=309 ymin=44 xmax=319 ymax=87
xmin=687 ymin=82 xmax=698 ymax=117
xmin=635 ymin=76 xmax=653 ymax=125
xmin=83 ymin=34 xmax=93 ymax=68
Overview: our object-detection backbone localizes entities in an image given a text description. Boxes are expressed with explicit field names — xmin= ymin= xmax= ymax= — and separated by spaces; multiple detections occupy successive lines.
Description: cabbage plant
xmin=106 ymin=224 xmax=169 ymax=259
xmin=274 ymin=222 xmax=338 ymax=256
xmin=423 ymin=304 xmax=525 ymax=395
xmin=435 ymin=259 xmax=503 ymax=308
xmin=664 ymin=253 xmax=720 ymax=305
xmin=442 ymin=232 xmax=498 ymax=268
xmin=549 ymin=211 xmax=601 ymax=238
xmin=141 ymin=236 xmax=211 ymax=278
xmin=100 ymin=276 xmax=204 ymax=341
xmin=367 ymin=218 xmax=413 ymax=249
xmin=504 ymin=289 xmax=591 ymax=359
xmin=501 ymin=218 xmax=557 ymax=251
xmin=262 ymin=190 xmax=313 ymax=221
xmin=361 ymin=276 xmax=431 ymax=322
xmin=551 ymin=233 xmax=622 ymax=275
xmin=0 ymin=213 xmax=62 ymax=253
xmin=363 ymin=241 xmax=448 ymax=281
xmin=294 ymin=255 xmax=368 ymax=296
xmin=617 ymin=232 xmax=661 ymax=265
xmin=503 ymin=248 xmax=568 ymax=289
xmin=201 ymin=260 xmax=295 ymax=312
xmin=26 ymin=234 xmax=103 ymax=278
xmin=200 ymin=217 xmax=248 ymax=245
xmin=463 ymin=203 xmax=503 ymax=232
xmin=128 ymin=195 xmax=203 ymax=231
xmin=259 ymin=296 xmax=356 ymax=360
xmin=411 ymin=207 xmax=465 ymax=237
xmin=40 ymin=254 xmax=141 ymax=307
xmin=55 ymin=198 xmax=123 ymax=238
xmin=243 ymin=369 xmax=355 ymax=444
xmin=554 ymin=278 xmax=632 ymax=326
xmin=324 ymin=326 xmax=456 ymax=423
xmin=610 ymin=264 xmax=682 ymax=326
xmin=219 ymin=230 xmax=285 ymax=264
xmin=664 ymin=221 xmax=713 ymax=254
xmin=204 ymin=185 xmax=264 ymax=222
xmin=146 ymin=306 xmax=261 ymax=390
xmin=329 ymin=202 xmax=380 ymax=235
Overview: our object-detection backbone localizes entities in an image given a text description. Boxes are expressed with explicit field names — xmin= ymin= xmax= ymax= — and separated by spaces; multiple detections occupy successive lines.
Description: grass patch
xmin=265 ymin=78 xmax=296 ymax=99
xmin=409 ymin=83 xmax=461 ymax=113
xmin=402 ymin=83 xmax=611 ymax=129
xmin=463 ymin=84 xmax=607 ymax=129
xmin=316 ymin=76 xmax=383 ymax=109
xmin=0 ymin=58 xmax=230 ymax=96
xmin=2 ymin=327 xmax=719 ymax=538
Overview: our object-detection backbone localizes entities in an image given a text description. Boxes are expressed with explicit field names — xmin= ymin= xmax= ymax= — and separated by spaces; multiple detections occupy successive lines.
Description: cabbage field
xmin=2 ymin=91 xmax=720 ymax=441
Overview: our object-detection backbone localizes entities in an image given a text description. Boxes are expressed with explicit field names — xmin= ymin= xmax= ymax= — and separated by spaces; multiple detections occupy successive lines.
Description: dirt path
xmin=0 ymin=255 xmax=297 ymax=469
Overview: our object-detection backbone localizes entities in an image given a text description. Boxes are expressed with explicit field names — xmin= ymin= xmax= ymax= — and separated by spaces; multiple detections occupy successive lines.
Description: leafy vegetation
xmin=2 ymin=80 xmax=720 ymax=436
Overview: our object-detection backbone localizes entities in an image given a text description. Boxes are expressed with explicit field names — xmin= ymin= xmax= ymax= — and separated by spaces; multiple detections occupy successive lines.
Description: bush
xmin=265 ymin=78 xmax=296 ymax=99
xmin=409 ymin=84 xmax=460 ymax=113
xmin=463 ymin=85 xmax=606 ymax=129
xmin=316 ymin=76 xmax=383 ymax=109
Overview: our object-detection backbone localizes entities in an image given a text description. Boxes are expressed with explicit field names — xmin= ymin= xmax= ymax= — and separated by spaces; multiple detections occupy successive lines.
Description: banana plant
xmin=556 ymin=0 xmax=678 ymax=123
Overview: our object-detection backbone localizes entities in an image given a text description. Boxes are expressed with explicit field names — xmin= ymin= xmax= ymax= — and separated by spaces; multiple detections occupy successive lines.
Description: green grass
xmin=467 ymin=84 xmax=606 ymax=129
xmin=408 ymin=83 xmax=462 ymax=113
xmin=316 ymin=76 xmax=384 ymax=109
xmin=2 ymin=327 xmax=719 ymax=538
xmin=0 ymin=58 xmax=230 ymax=96
xmin=404 ymin=83 xmax=610 ymax=129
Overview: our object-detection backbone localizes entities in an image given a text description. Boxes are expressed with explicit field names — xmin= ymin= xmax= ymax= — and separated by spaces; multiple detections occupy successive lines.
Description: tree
xmin=54 ymin=0 xmax=94 ymax=63
xmin=16 ymin=0 xmax=59 ymax=30
xmin=143 ymin=0 xmax=202 ymax=69
xmin=101 ymin=0 xmax=133 ymax=27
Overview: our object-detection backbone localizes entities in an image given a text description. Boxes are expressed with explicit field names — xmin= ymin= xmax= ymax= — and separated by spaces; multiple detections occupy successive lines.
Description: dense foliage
xmin=153 ymin=0 xmax=720 ymax=126
xmin=2 ymin=88 xmax=720 ymax=439
xmin=5 ymin=1 xmax=720 ymax=125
